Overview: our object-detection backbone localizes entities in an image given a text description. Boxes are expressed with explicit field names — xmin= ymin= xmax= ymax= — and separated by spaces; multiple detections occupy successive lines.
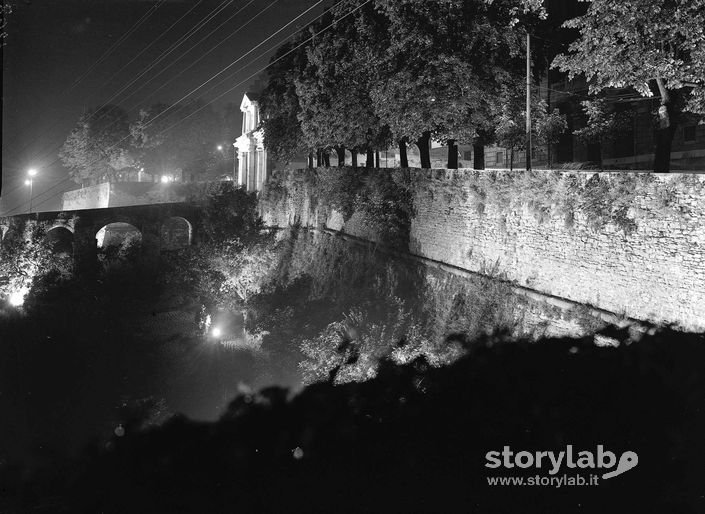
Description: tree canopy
xmin=259 ymin=37 xmax=311 ymax=165
xmin=259 ymin=0 xmax=546 ymax=169
xmin=59 ymin=105 xmax=134 ymax=185
xmin=295 ymin=1 xmax=391 ymax=160
xmin=130 ymin=100 xmax=223 ymax=181
xmin=553 ymin=0 xmax=705 ymax=171
xmin=553 ymin=0 xmax=705 ymax=116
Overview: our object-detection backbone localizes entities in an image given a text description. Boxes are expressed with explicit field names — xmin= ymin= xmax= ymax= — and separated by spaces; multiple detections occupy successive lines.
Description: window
xmin=684 ymin=126 xmax=697 ymax=142
xmin=496 ymin=151 xmax=504 ymax=164
xmin=463 ymin=150 xmax=472 ymax=161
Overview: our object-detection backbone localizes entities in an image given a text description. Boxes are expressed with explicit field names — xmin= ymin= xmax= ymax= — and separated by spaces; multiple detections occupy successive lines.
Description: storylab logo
xmin=485 ymin=445 xmax=638 ymax=487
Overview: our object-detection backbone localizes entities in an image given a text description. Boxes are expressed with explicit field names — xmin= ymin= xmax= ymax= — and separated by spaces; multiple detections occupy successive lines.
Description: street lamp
xmin=25 ymin=168 xmax=37 ymax=214
xmin=217 ymin=145 xmax=223 ymax=152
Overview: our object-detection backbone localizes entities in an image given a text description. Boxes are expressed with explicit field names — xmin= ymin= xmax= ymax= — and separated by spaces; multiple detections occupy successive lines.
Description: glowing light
xmin=161 ymin=175 xmax=170 ymax=183
xmin=27 ymin=168 xmax=37 ymax=177
xmin=8 ymin=290 xmax=25 ymax=307
xmin=24 ymin=179 xmax=31 ymax=186
xmin=212 ymin=327 xmax=222 ymax=338
xmin=217 ymin=145 xmax=223 ymax=151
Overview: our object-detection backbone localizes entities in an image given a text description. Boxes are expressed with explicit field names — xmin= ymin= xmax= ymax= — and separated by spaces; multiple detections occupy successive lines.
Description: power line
xmin=144 ymin=0 xmax=326 ymax=129
xmin=159 ymin=0 xmax=370 ymax=139
xmin=3 ymin=0 xmax=166 ymax=151
xmin=96 ymin=0 xmax=236 ymax=112
xmin=5 ymin=0 xmax=231 ymax=170
xmin=2 ymin=1 xmax=334 ymax=216
xmin=9 ymin=0 xmax=268 ymax=185
xmin=95 ymin=0 xmax=206 ymax=93
xmin=68 ymin=0 xmax=166 ymax=91
xmin=115 ymin=0 xmax=264 ymax=113
xmin=134 ymin=0 xmax=266 ymax=110
xmin=3 ymin=0 xmax=363 ymax=216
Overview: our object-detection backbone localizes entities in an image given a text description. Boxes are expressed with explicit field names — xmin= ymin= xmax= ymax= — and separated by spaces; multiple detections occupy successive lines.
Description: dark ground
xmin=1 ymin=325 xmax=704 ymax=513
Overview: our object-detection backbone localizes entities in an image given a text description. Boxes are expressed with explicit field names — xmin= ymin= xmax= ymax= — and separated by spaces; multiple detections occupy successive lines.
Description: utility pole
xmin=526 ymin=31 xmax=532 ymax=172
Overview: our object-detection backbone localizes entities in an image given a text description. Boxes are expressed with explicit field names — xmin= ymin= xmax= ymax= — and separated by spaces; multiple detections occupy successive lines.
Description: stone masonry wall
xmin=260 ymin=169 xmax=705 ymax=332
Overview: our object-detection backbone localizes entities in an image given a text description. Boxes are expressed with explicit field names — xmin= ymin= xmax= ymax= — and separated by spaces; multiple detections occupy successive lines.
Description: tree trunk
xmin=366 ymin=148 xmax=374 ymax=168
xmin=547 ymin=144 xmax=552 ymax=170
xmin=336 ymin=146 xmax=346 ymax=167
xmin=447 ymin=139 xmax=458 ymax=169
xmin=416 ymin=131 xmax=431 ymax=168
xmin=473 ymin=142 xmax=485 ymax=170
xmin=598 ymin=145 xmax=603 ymax=171
xmin=323 ymin=151 xmax=330 ymax=168
xmin=510 ymin=149 xmax=514 ymax=172
xmin=308 ymin=152 xmax=314 ymax=169
xmin=316 ymin=150 xmax=322 ymax=167
xmin=351 ymin=149 xmax=358 ymax=168
xmin=653 ymin=78 xmax=677 ymax=172
xmin=375 ymin=151 xmax=380 ymax=168
xmin=398 ymin=139 xmax=408 ymax=167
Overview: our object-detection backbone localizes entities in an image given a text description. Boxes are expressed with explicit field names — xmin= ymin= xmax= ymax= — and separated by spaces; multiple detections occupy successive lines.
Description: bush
xmin=6 ymin=327 xmax=704 ymax=513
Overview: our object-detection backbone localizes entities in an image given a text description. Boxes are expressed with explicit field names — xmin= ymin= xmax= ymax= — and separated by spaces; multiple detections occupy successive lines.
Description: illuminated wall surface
xmin=261 ymin=169 xmax=705 ymax=332
xmin=61 ymin=182 xmax=186 ymax=211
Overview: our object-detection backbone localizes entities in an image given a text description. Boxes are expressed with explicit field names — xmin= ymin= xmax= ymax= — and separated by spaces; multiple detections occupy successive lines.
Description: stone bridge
xmin=0 ymin=202 xmax=201 ymax=273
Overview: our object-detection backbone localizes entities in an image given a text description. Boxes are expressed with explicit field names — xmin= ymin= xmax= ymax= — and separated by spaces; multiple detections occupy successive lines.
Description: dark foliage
xmin=3 ymin=328 xmax=704 ymax=513
xmin=195 ymin=181 xmax=263 ymax=246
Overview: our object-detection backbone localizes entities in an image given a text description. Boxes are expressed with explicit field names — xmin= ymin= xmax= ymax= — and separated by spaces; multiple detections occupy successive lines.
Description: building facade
xmin=234 ymin=92 xmax=271 ymax=192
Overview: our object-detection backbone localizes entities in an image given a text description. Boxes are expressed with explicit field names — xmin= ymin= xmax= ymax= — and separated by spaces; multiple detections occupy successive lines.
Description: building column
xmin=247 ymin=142 xmax=257 ymax=191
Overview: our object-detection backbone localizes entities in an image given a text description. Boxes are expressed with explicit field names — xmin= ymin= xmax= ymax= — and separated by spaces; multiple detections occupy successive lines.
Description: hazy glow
xmin=27 ymin=168 xmax=37 ymax=177
xmin=212 ymin=327 xmax=222 ymax=338
xmin=24 ymin=179 xmax=31 ymax=186
xmin=217 ymin=145 xmax=223 ymax=151
xmin=8 ymin=290 xmax=26 ymax=307
xmin=96 ymin=227 xmax=106 ymax=247
xmin=161 ymin=175 xmax=171 ymax=183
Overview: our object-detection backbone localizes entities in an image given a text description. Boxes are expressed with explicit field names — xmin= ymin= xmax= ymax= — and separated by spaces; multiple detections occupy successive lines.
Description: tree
xmin=130 ymin=100 xmax=222 ymax=182
xmin=259 ymin=36 xmax=310 ymax=166
xmin=295 ymin=1 xmax=392 ymax=168
xmin=496 ymin=111 xmax=526 ymax=171
xmin=553 ymin=0 xmax=705 ymax=172
xmin=534 ymin=100 xmax=568 ymax=169
xmin=495 ymin=94 xmax=567 ymax=170
xmin=0 ymin=221 xmax=72 ymax=307
xmin=371 ymin=0 xmax=538 ymax=170
xmin=572 ymin=98 xmax=634 ymax=169
xmin=59 ymin=105 xmax=134 ymax=185
xmin=195 ymin=181 xmax=263 ymax=246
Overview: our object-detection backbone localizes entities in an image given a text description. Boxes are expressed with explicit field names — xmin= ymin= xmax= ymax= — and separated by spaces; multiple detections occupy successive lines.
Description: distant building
xmin=234 ymin=92 xmax=270 ymax=192
xmin=485 ymin=75 xmax=705 ymax=171
xmin=233 ymin=91 xmax=309 ymax=191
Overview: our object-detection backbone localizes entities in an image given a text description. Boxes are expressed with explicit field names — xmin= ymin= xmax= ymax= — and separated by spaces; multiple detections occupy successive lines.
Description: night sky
xmin=1 ymin=0 xmax=327 ymax=215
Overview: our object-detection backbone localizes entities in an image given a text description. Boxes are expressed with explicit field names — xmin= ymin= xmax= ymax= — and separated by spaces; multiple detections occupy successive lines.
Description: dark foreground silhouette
xmin=2 ymin=327 xmax=704 ymax=513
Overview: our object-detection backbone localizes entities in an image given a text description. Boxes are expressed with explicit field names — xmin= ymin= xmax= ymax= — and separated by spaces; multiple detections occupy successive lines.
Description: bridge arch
xmin=161 ymin=216 xmax=193 ymax=250
xmin=96 ymin=222 xmax=143 ymax=250
xmin=45 ymin=226 xmax=74 ymax=256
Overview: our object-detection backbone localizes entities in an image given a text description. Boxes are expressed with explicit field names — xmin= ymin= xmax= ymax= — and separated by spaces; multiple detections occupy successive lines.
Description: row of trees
xmin=260 ymin=0 xmax=555 ymax=170
xmin=59 ymin=101 xmax=239 ymax=186
xmin=260 ymin=0 xmax=705 ymax=172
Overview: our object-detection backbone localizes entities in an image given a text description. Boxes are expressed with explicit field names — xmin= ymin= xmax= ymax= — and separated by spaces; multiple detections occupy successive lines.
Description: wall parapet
xmin=260 ymin=167 xmax=705 ymax=332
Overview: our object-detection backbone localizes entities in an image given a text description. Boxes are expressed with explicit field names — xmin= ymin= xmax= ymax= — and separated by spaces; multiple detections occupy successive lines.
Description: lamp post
xmin=25 ymin=168 xmax=37 ymax=214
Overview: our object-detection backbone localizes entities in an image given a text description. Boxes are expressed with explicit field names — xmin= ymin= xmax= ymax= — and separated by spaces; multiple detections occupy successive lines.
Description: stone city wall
xmin=260 ymin=168 xmax=705 ymax=332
